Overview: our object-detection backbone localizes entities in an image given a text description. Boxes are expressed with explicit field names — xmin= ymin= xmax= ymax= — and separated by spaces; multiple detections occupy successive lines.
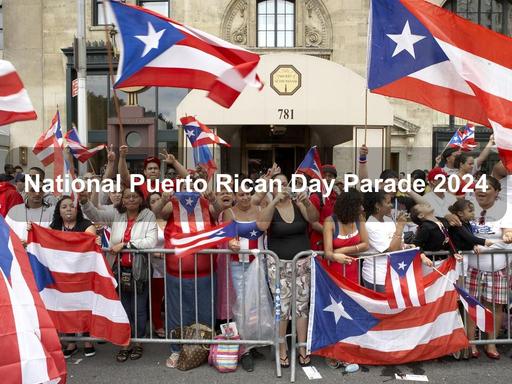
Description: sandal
xmin=299 ymin=354 xmax=311 ymax=367
xmin=280 ymin=355 xmax=290 ymax=368
xmin=130 ymin=345 xmax=144 ymax=360
xmin=116 ymin=349 xmax=131 ymax=363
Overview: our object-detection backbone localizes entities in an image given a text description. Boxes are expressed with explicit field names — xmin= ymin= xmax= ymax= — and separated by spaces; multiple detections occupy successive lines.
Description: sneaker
xmin=63 ymin=346 xmax=79 ymax=359
xmin=165 ymin=352 xmax=180 ymax=368
xmin=341 ymin=362 xmax=359 ymax=373
xmin=241 ymin=353 xmax=254 ymax=372
xmin=84 ymin=346 xmax=96 ymax=357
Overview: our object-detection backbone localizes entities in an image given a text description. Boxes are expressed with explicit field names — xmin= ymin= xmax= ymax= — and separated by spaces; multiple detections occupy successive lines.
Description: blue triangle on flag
xmin=310 ymin=258 xmax=380 ymax=352
xmin=110 ymin=1 xmax=185 ymax=86
xmin=0 ymin=216 xmax=13 ymax=280
xmin=27 ymin=252 xmax=55 ymax=292
xmin=175 ymin=192 xmax=201 ymax=214
xmin=368 ymin=0 xmax=449 ymax=90
xmin=389 ymin=248 xmax=418 ymax=277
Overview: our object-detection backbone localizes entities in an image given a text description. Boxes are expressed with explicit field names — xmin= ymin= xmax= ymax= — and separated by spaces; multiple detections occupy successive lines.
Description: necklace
xmin=25 ymin=205 xmax=45 ymax=225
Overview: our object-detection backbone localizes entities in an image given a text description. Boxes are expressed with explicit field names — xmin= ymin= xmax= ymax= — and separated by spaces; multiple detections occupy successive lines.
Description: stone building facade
xmin=0 ymin=0 xmax=505 ymax=174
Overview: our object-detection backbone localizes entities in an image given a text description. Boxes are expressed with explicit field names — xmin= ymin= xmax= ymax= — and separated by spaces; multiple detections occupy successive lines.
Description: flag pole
xmin=77 ymin=0 xmax=88 ymax=176
xmin=87 ymin=158 xmax=99 ymax=176
xmin=102 ymin=1 xmax=125 ymax=146
xmin=364 ymin=88 xmax=368 ymax=145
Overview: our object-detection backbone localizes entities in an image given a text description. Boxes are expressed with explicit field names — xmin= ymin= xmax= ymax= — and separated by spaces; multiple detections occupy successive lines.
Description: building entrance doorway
xmin=245 ymin=144 xmax=305 ymax=178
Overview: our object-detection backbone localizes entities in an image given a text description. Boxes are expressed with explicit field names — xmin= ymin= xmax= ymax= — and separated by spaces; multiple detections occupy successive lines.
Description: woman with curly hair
xmin=323 ymin=188 xmax=369 ymax=284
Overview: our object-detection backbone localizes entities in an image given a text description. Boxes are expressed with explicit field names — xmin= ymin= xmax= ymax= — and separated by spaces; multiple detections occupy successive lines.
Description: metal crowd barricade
xmin=61 ymin=248 xmax=282 ymax=378
xmin=288 ymin=248 xmax=512 ymax=383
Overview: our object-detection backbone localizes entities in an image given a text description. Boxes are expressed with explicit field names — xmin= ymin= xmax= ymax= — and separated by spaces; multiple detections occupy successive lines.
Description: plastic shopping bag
xmin=232 ymin=257 xmax=274 ymax=342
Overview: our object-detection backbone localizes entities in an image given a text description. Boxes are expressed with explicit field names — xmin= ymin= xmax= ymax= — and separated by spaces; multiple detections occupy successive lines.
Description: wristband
xmin=359 ymin=155 xmax=367 ymax=163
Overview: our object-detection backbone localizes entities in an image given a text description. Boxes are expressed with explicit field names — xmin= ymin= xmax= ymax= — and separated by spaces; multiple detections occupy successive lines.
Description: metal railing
xmin=288 ymin=249 xmax=512 ymax=382
xmin=61 ymin=248 xmax=282 ymax=378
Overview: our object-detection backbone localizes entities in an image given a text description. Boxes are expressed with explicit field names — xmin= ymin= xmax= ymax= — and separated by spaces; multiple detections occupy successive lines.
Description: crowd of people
xmin=0 ymin=137 xmax=511 ymax=372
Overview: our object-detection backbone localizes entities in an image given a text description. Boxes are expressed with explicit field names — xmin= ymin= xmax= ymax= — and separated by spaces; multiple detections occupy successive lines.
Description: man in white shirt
xmin=6 ymin=184 xmax=55 ymax=244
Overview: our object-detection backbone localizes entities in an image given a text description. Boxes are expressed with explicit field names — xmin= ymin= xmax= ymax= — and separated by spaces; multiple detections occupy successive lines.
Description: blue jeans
xmin=120 ymin=281 xmax=149 ymax=338
xmin=230 ymin=260 xmax=251 ymax=299
xmin=166 ymin=273 xmax=216 ymax=352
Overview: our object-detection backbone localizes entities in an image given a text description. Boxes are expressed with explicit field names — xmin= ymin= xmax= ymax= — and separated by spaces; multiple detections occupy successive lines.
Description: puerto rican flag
xmin=33 ymin=111 xmax=64 ymax=166
xmin=234 ymin=220 xmax=265 ymax=263
xmin=26 ymin=224 xmax=131 ymax=346
xmin=169 ymin=192 xmax=212 ymax=234
xmin=170 ymin=221 xmax=238 ymax=258
xmin=307 ymin=256 xmax=468 ymax=364
xmin=447 ymin=123 xmax=478 ymax=152
xmin=0 ymin=215 xmax=66 ymax=383
xmin=106 ymin=0 xmax=263 ymax=108
xmin=385 ymin=248 xmax=426 ymax=309
xmin=454 ymin=284 xmax=494 ymax=334
xmin=368 ymin=0 xmax=512 ymax=171
xmin=297 ymin=146 xmax=323 ymax=180
xmin=0 ymin=59 xmax=37 ymax=126
xmin=181 ymin=116 xmax=230 ymax=147
xmin=65 ymin=125 xmax=106 ymax=163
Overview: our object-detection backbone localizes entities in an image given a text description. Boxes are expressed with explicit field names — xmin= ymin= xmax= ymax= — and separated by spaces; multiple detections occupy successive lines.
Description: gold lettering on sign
xmin=270 ymin=65 xmax=302 ymax=96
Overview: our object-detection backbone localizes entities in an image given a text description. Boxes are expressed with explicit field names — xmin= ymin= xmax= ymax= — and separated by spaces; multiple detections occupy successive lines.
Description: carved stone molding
xmin=303 ymin=0 xmax=332 ymax=49
xmin=221 ymin=0 xmax=249 ymax=46
xmin=221 ymin=0 xmax=333 ymax=52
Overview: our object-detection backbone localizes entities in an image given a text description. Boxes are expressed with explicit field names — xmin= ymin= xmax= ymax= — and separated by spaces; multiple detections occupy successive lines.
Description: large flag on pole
xmin=26 ymin=224 xmax=131 ymax=346
xmin=307 ymin=256 xmax=468 ymax=365
xmin=106 ymin=0 xmax=263 ymax=108
xmin=368 ymin=0 xmax=512 ymax=171
xmin=0 ymin=60 xmax=37 ymax=126
xmin=0 ymin=215 xmax=66 ymax=383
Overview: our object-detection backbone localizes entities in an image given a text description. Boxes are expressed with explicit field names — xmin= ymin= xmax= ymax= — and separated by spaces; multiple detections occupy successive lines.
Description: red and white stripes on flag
xmin=454 ymin=284 xmax=494 ymax=334
xmin=33 ymin=111 xmax=62 ymax=166
xmin=26 ymin=224 xmax=131 ymax=346
xmin=0 ymin=60 xmax=37 ymax=126
xmin=309 ymin=257 xmax=468 ymax=365
xmin=374 ymin=0 xmax=512 ymax=171
xmin=180 ymin=115 xmax=231 ymax=147
xmin=0 ymin=216 xmax=66 ymax=384
xmin=65 ymin=125 xmax=106 ymax=163
xmin=170 ymin=222 xmax=238 ymax=258
xmin=385 ymin=248 xmax=426 ymax=309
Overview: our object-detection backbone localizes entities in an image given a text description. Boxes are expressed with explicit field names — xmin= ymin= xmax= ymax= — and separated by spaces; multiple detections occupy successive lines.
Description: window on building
xmin=443 ymin=0 xmax=509 ymax=35
xmin=93 ymin=0 xmax=121 ymax=26
xmin=257 ymin=0 xmax=295 ymax=48
xmin=0 ymin=4 xmax=4 ymax=50
xmin=138 ymin=0 xmax=170 ymax=17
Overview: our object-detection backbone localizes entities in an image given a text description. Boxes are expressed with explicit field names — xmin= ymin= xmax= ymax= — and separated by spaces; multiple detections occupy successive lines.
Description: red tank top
xmin=326 ymin=218 xmax=361 ymax=284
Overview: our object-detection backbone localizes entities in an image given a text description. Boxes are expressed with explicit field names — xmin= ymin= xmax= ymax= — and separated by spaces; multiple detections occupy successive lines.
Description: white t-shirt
xmin=467 ymin=198 xmax=511 ymax=271
xmin=423 ymin=191 xmax=457 ymax=217
xmin=5 ymin=203 xmax=55 ymax=242
xmin=362 ymin=215 xmax=400 ymax=285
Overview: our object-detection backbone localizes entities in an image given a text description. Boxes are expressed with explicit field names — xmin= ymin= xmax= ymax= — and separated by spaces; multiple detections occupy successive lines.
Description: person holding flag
xmin=256 ymin=173 xmax=319 ymax=368
xmin=79 ymin=187 xmax=157 ymax=362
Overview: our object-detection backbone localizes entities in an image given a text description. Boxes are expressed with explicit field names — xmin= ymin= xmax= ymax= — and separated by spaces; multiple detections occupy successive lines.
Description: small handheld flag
xmin=454 ymin=284 xmax=494 ymax=334
xmin=384 ymin=248 xmax=426 ymax=309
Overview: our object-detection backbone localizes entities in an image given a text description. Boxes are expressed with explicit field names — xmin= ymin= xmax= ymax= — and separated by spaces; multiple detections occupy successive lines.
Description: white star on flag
xmin=135 ymin=22 xmax=166 ymax=58
xmin=323 ymin=295 xmax=353 ymax=324
xmin=185 ymin=129 xmax=195 ymax=138
xmin=386 ymin=20 xmax=425 ymax=59
xmin=398 ymin=261 xmax=407 ymax=270
xmin=185 ymin=197 xmax=194 ymax=206
xmin=249 ymin=230 xmax=258 ymax=237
